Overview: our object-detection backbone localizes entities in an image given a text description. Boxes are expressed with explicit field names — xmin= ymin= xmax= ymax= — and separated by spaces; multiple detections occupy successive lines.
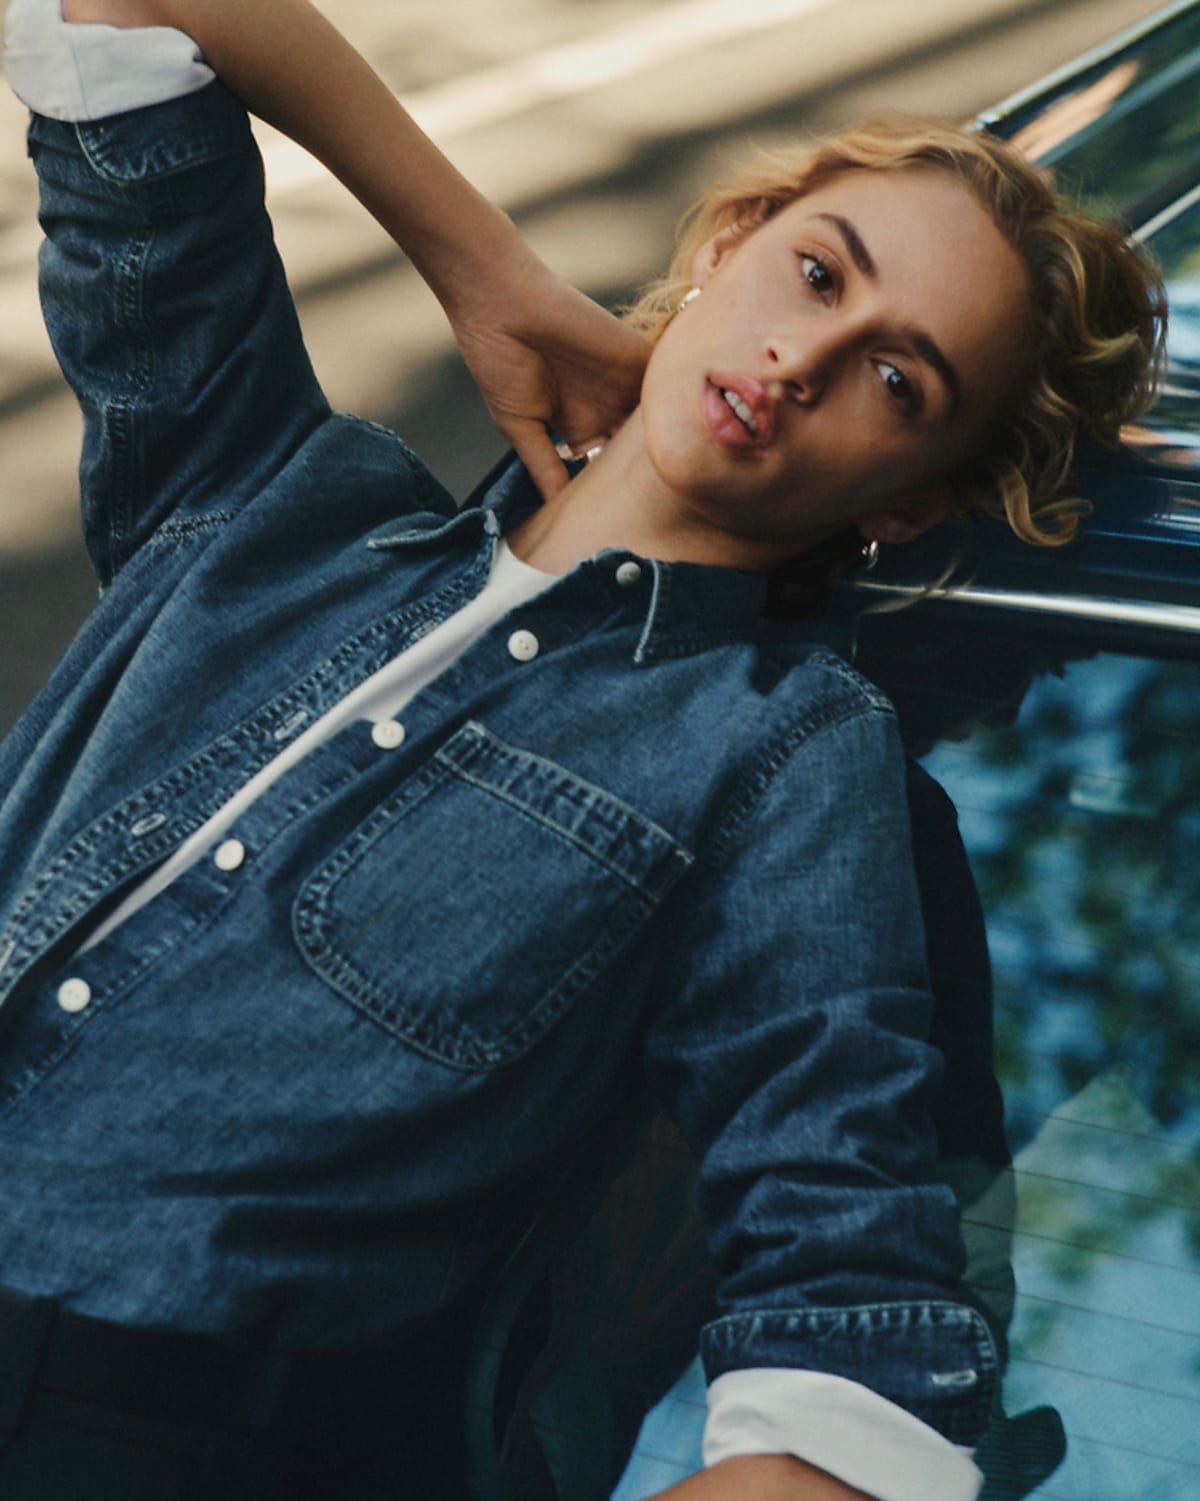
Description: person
xmin=0 ymin=2 xmax=1164 ymax=1499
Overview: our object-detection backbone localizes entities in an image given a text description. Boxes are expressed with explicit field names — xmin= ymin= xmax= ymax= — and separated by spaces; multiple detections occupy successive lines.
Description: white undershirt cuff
xmin=703 ymin=1369 xmax=983 ymax=1501
xmin=3 ymin=0 xmax=214 ymax=121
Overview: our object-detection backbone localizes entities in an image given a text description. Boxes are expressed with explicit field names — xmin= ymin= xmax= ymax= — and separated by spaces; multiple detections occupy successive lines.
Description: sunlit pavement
xmin=0 ymin=0 xmax=1167 ymax=726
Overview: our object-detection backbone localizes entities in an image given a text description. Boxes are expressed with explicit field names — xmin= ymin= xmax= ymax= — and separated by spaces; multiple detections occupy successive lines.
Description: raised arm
xmin=65 ymin=0 xmax=648 ymax=497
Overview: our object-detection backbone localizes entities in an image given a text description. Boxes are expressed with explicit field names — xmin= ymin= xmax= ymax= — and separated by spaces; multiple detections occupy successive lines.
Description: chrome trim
xmin=852 ymin=580 xmax=1200 ymax=634
xmin=1133 ymin=176 xmax=1200 ymax=240
xmin=975 ymin=0 xmax=1200 ymax=131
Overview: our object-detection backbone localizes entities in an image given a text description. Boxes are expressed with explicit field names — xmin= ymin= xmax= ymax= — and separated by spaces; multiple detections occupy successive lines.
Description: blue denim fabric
xmin=0 ymin=82 xmax=997 ymax=1442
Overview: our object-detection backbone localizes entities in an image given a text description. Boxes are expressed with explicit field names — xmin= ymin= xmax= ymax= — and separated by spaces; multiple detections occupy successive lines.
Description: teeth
xmin=721 ymin=388 xmax=759 ymax=436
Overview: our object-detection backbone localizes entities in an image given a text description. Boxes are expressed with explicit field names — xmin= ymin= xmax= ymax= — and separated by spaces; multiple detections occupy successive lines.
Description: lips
xmin=702 ymin=374 xmax=776 ymax=451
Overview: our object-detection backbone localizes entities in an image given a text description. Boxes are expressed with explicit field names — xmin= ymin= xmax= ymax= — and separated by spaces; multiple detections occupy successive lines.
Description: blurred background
xmin=0 ymin=0 xmax=1168 ymax=734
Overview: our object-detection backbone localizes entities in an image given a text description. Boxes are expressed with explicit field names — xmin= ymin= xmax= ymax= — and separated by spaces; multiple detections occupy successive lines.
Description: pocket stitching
xmin=293 ymin=727 xmax=693 ymax=1070
xmin=438 ymin=722 xmax=693 ymax=899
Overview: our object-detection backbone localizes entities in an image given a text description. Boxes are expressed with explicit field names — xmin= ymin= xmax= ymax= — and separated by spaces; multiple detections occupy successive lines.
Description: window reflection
xmin=922 ymin=651 xmax=1200 ymax=1499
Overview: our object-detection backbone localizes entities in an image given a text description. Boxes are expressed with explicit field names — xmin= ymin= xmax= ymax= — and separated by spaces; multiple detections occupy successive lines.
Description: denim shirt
xmin=0 ymin=81 xmax=997 ymax=1445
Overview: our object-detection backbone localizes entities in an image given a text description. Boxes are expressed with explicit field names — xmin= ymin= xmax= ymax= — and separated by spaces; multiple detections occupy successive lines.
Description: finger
xmin=509 ymin=421 xmax=570 ymax=503
xmin=556 ymin=386 xmax=638 ymax=449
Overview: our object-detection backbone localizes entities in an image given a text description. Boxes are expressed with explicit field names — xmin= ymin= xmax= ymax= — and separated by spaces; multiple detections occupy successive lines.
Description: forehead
xmin=766 ymin=168 xmax=1032 ymax=413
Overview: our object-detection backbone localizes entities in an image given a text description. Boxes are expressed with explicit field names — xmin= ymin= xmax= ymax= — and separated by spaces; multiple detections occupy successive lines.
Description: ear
xmin=692 ymin=200 xmax=777 ymax=286
xmin=691 ymin=224 xmax=746 ymax=288
xmin=858 ymin=486 xmax=951 ymax=547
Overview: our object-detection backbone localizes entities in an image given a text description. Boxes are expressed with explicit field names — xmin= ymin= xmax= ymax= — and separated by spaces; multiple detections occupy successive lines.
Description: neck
xmin=507 ymin=409 xmax=831 ymax=576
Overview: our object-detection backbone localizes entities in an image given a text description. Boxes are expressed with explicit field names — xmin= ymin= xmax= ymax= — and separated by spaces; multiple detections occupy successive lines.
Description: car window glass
xmin=922 ymin=647 xmax=1200 ymax=1499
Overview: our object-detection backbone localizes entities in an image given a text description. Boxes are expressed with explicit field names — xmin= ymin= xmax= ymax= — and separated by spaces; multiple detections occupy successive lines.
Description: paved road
xmin=0 ymin=0 xmax=1167 ymax=732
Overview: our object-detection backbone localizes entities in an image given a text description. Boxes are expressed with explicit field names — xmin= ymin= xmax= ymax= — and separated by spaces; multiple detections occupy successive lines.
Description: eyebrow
xmin=907 ymin=328 xmax=961 ymax=419
xmin=817 ymin=213 xmax=876 ymax=277
xmin=816 ymin=212 xmax=962 ymax=418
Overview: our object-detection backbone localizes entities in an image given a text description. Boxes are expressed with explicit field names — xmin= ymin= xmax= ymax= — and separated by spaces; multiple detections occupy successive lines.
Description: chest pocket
xmin=293 ymin=721 xmax=694 ymax=1071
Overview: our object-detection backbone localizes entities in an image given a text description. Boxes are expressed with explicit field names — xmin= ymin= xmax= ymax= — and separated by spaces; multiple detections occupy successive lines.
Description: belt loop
xmin=0 ymin=1288 xmax=56 ymax=1443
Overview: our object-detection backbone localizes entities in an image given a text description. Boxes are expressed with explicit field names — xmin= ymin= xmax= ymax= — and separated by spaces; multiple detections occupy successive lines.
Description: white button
xmin=214 ymin=838 xmax=246 ymax=872
xmin=371 ymin=720 xmax=406 ymax=750
xmin=615 ymin=561 xmax=642 ymax=587
xmin=57 ymin=977 xmax=92 ymax=1014
xmin=507 ymin=629 xmax=540 ymax=662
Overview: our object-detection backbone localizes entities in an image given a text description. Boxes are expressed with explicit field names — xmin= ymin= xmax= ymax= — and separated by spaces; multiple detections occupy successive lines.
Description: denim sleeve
xmin=27 ymin=80 xmax=329 ymax=584
xmin=643 ymin=689 xmax=999 ymax=1446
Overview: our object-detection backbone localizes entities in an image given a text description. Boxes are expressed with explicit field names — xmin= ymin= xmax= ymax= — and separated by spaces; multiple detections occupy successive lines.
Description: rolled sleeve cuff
xmin=701 ymin=1301 xmax=999 ymax=1447
xmin=703 ymin=1369 xmax=982 ymax=1501
xmin=4 ymin=0 xmax=214 ymax=121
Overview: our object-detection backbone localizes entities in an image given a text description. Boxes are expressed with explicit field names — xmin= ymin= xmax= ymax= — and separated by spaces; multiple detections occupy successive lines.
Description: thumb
xmin=508 ymin=419 xmax=570 ymax=503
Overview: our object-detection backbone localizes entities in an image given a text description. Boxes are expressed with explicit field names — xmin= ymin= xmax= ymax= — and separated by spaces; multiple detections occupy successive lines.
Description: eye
xmin=876 ymin=360 xmax=919 ymax=413
xmin=798 ymin=254 xmax=835 ymax=296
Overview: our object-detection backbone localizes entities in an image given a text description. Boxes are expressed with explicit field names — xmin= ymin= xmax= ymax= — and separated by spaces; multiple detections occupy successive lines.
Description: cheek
xmin=816 ymin=401 xmax=946 ymax=502
xmin=640 ymin=334 xmax=707 ymax=451
xmin=640 ymin=321 xmax=688 ymax=409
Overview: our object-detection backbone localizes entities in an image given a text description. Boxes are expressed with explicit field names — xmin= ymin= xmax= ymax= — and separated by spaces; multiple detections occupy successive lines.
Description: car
xmin=611 ymin=5 xmax=1200 ymax=1497
xmin=850 ymin=0 xmax=1200 ymax=658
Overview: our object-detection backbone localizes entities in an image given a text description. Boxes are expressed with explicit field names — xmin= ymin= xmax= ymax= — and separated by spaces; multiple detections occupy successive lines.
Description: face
xmin=635 ymin=166 xmax=1032 ymax=565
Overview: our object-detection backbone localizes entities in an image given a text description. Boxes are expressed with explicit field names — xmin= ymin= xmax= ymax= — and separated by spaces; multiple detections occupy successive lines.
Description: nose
xmin=765 ymin=325 xmax=844 ymax=403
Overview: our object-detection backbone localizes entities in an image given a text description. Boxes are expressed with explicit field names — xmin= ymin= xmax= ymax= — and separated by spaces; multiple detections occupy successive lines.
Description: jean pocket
xmin=293 ymin=721 xmax=694 ymax=1070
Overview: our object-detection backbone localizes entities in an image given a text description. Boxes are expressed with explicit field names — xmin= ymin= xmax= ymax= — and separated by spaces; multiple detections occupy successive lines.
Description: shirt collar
xmin=370 ymin=451 xmax=771 ymax=662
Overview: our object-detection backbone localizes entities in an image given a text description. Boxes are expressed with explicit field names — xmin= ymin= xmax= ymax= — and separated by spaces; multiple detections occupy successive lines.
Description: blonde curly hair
xmin=624 ymin=116 xmax=1166 ymax=547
